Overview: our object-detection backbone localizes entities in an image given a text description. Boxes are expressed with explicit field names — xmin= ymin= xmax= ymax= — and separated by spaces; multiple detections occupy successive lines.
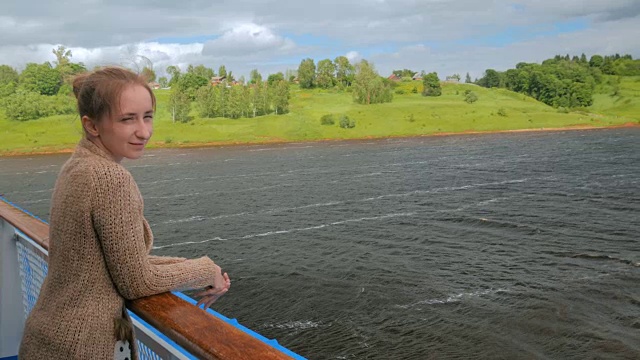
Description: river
xmin=1 ymin=128 xmax=639 ymax=359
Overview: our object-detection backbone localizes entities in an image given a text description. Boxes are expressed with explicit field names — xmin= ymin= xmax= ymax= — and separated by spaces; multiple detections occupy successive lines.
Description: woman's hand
xmin=195 ymin=267 xmax=231 ymax=309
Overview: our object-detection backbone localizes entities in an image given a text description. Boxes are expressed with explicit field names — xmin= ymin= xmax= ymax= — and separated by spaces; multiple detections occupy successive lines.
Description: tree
xmin=169 ymin=88 xmax=191 ymax=123
xmin=250 ymin=69 xmax=262 ymax=84
xmin=352 ymin=60 xmax=393 ymax=104
xmin=158 ymin=76 xmax=168 ymax=88
xmin=166 ymin=65 xmax=181 ymax=86
xmin=218 ymin=65 xmax=227 ymax=78
xmin=267 ymin=72 xmax=285 ymax=86
xmin=175 ymin=72 xmax=209 ymax=99
xmin=19 ymin=62 xmax=62 ymax=95
xmin=0 ymin=65 xmax=19 ymax=87
xmin=465 ymin=72 xmax=472 ymax=83
xmin=392 ymin=69 xmax=416 ymax=78
xmin=334 ymin=56 xmax=354 ymax=87
xmin=272 ymin=80 xmax=290 ymax=114
xmin=589 ymin=55 xmax=604 ymax=68
xmin=297 ymin=58 xmax=316 ymax=89
xmin=190 ymin=65 xmax=215 ymax=80
xmin=52 ymin=45 xmax=72 ymax=68
xmin=478 ymin=69 xmax=501 ymax=88
xmin=422 ymin=72 xmax=442 ymax=96
xmin=316 ymin=59 xmax=336 ymax=88
xmin=141 ymin=66 xmax=156 ymax=82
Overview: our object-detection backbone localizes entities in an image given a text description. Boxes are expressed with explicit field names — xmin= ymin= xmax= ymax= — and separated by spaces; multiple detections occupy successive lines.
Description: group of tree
xmin=298 ymin=57 xmax=394 ymax=105
xmin=167 ymin=78 xmax=290 ymax=123
xmin=0 ymin=46 xmax=87 ymax=121
xmin=476 ymin=53 xmax=640 ymax=108
xmin=297 ymin=56 xmax=356 ymax=89
xmin=192 ymin=80 xmax=290 ymax=121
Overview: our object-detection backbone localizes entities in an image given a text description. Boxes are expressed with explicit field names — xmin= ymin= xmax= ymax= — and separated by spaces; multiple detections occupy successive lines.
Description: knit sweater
xmin=19 ymin=138 xmax=218 ymax=359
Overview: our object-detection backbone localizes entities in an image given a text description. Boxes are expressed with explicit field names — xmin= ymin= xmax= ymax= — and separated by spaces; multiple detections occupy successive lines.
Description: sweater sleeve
xmin=148 ymin=255 xmax=188 ymax=265
xmin=90 ymin=164 xmax=217 ymax=300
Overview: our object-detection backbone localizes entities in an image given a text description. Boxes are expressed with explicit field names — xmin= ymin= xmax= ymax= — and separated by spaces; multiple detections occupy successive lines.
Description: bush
xmin=320 ymin=114 xmax=335 ymax=125
xmin=2 ymin=90 xmax=75 ymax=121
xmin=339 ymin=115 xmax=356 ymax=129
xmin=464 ymin=91 xmax=478 ymax=104
xmin=411 ymin=86 xmax=418 ymax=94
xmin=395 ymin=89 xmax=406 ymax=95
xmin=497 ymin=107 xmax=507 ymax=116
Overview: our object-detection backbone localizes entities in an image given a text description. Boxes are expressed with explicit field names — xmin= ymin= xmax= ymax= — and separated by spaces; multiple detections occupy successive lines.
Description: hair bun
xmin=72 ymin=73 xmax=90 ymax=99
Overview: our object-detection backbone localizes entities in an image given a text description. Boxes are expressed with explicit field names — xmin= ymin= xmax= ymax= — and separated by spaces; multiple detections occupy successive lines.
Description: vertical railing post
xmin=0 ymin=220 xmax=24 ymax=359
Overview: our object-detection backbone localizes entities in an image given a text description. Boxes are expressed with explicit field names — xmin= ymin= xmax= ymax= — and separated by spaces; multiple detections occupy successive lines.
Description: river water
xmin=1 ymin=128 xmax=639 ymax=359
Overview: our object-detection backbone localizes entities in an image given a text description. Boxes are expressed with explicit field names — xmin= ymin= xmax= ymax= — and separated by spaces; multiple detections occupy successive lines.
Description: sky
xmin=2 ymin=0 xmax=640 ymax=80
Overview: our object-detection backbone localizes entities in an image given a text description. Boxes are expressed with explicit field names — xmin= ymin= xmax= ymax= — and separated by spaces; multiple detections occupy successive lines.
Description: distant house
xmin=148 ymin=81 xmax=161 ymax=90
xmin=210 ymin=76 xmax=226 ymax=86
xmin=412 ymin=73 xmax=422 ymax=81
xmin=387 ymin=74 xmax=401 ymax=81
xmin=445 ymin=76 xmax=460 ymax=83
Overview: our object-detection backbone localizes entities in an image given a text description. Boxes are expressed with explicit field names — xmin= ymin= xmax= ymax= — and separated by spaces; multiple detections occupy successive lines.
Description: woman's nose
xmin=136 ymin=119 xmax=152 ymax=139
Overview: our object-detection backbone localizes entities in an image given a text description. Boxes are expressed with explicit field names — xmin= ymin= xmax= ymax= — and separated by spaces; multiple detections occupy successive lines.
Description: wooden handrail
xmin=0 ymin=199 xmax=295 ymax=360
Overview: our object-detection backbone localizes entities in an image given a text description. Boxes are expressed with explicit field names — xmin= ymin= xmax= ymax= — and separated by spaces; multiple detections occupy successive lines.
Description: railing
xmin=0 ymin=197 xmax=304 ymax=360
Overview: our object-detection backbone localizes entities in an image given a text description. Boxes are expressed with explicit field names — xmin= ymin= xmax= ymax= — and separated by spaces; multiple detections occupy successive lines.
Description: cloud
xmin=202 ymin=23 xmax=296 ymax=58
xmin=0 ymin=0 xmax=639 ymax=80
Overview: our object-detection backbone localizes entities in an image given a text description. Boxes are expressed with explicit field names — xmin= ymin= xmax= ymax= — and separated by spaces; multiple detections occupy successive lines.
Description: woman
xmin=19 ymin=67 xmax=230 ymax=359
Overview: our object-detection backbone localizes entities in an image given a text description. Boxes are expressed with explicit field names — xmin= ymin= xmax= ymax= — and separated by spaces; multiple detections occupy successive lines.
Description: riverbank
xmin=2 ymin=81 xmax=638 ymax=157
xmin=1 ymin=122 xmax=637 ymax=158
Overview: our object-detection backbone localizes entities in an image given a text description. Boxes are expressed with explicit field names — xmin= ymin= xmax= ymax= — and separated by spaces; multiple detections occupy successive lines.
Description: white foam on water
xmin=158 ymin=212 xmax=416 ymax=248
xmin=261 ymin=320 xmax=320 ymax=330
xmin=152 ymin=236 xmax=226 ymax=250
xmin=21 ymin=198 xmax=49 ymax=204
xmin=158 ymin=201 xmax=341 ymax=225
xmin=397 ymin=288 xmax=509 ymax=309
xmin=146 ymin=192 xmax=201 ymax=200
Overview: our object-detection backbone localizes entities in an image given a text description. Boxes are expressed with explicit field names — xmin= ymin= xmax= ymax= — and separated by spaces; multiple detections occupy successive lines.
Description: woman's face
xmin=95 ymin=85 xmax=154 ymax=162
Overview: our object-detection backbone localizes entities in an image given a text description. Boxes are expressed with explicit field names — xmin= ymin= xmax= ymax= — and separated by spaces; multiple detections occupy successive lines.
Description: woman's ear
xmin=81 ymin=115 xmax=100 ymax=137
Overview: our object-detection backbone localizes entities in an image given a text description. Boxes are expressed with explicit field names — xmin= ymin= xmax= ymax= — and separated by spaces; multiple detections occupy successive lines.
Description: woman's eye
xmin=122 ymin=117 xmax=133 ymax=122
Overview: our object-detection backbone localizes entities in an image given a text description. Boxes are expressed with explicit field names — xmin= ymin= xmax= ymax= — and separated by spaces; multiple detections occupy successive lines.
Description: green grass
xmin=1 ymin=80 xmax=637 ymax=155
xmin=589 ymin=76 xmax=640 ymax=120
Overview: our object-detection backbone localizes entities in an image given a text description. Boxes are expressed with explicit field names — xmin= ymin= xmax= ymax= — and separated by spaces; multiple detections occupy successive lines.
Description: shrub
xmin=464 ymin=91 xmax=478 ymax=104
xmin=320 ymin=114 xmax=335 ymax=125
xmin=497 ymin=107 xmax=507 ymax=116
xmin=2 ymin=90 xmax=75 ymax=121
xmin=411 ymin=86 xmax=418 ymax=94
xmin=339 ymin=115 xmax=356 ymax=129
xmin=395 ymin=89 xmax=406 ymax=95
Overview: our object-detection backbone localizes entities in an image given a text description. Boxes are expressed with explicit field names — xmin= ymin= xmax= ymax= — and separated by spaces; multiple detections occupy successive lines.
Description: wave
xmin=153 ymin=212 xmax=416 ymax=249
xmin=397 ymin=288 xmax=510 ymax=309
xmin=260 ymin=320 xmax=321 ymax=330
xmin=571 ymin=253 xmax=640 ymax=267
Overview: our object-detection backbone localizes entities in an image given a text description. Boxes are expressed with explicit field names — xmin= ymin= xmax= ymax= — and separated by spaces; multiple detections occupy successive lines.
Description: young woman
xmin=19 ymin=67 xmax=230 ymax=359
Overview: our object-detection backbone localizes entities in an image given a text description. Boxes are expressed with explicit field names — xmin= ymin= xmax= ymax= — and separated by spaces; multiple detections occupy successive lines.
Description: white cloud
xmin=345 ymin=51 xmax=361 ymax=62
xmin=202 ymin=23 xmax=296 ymax=57
xmin=0 ymin=0 xmax=639 ymax=80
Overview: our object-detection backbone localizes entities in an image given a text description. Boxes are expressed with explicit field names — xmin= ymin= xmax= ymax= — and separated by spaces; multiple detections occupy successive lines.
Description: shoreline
xmin=1 ymin=122 xmax=638 ymax=158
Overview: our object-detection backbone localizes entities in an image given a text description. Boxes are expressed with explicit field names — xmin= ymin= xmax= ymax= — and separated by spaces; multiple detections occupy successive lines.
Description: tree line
xmin=0 ymin=46 xmax=86 ymax=121
xmin=475 ymin=53 xmax=640 ymax=108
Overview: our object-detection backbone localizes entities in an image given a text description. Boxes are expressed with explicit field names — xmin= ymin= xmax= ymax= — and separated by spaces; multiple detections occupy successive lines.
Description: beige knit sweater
xmin=19 ymin=138 xmax=218 ymax=359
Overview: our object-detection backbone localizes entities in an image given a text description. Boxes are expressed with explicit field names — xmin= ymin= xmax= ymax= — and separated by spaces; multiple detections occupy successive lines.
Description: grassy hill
xmin=1 ymin=80 xmax=638 ymax=155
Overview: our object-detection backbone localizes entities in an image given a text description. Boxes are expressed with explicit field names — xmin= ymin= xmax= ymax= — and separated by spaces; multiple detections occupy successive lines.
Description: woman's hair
xmin=72 ymin=66 xmax=156 ymax=122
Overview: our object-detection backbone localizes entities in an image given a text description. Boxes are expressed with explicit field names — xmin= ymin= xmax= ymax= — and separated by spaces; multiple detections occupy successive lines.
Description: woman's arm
xmin=90 ymin=165 xmax=221 ymax=300
xmin=148 ymin=255 xmax=187 ymax=265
